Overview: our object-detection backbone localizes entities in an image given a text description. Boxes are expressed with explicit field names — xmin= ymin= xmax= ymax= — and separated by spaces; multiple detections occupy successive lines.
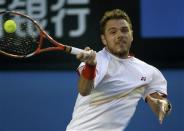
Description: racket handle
xmin=70 ymin=47 xmax=90 ymax=55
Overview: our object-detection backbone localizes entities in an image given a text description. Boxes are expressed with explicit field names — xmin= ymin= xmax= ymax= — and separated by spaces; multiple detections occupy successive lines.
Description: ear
xmin=101 ymin=34 xmax=107 ymax=46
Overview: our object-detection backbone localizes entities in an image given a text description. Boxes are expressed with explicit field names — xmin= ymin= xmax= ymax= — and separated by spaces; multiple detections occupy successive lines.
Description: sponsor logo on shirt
xmin=141 ymin=77 xmax=146 ymax=81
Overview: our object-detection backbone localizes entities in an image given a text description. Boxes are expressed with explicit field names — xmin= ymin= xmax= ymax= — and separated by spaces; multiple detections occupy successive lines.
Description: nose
xmin=117 ymin=30 xmax=124 ymax=39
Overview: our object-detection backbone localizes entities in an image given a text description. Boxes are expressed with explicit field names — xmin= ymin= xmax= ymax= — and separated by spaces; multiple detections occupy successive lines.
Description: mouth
xmin=117 ymin=40 xmax=127 ymax=47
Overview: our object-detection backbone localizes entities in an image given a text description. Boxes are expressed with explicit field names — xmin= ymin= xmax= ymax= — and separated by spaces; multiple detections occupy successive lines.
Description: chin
xmin=118 ymin=49 xmax=126 ymax=54
xmin=117 ymin=50 xmax=128 ymax=57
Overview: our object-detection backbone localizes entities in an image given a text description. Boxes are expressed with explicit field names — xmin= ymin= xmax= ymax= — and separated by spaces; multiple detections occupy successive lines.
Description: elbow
xmin=79 ymin=89 xmax=91 ymax=96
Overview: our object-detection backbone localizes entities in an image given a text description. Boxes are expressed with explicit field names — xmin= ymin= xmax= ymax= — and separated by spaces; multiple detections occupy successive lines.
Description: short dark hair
xmin=100 ymin=9 xmax=132 ymax=34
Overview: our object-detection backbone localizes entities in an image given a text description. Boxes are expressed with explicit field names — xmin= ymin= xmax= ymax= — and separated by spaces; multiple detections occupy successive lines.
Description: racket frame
xmin=0 ymin=11 xmax=87 ymax=58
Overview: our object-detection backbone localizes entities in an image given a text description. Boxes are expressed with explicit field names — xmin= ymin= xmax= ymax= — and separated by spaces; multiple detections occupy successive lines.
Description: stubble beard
xmin=105 ymin=44 xmax=129 ymax=58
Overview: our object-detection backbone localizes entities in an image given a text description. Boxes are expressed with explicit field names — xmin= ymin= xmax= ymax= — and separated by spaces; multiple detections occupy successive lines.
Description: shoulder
xmin=133 ymin=57 xmax=155 ymax=69
xmin=133 ymin=57 xmax=163 ymax=75
xmin=134 ymin=57 xmax=160 ymax=73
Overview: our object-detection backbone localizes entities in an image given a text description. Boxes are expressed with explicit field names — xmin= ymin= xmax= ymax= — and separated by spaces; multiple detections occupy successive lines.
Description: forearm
xmin=78 ymin=75 xmax=94 ymax=96
xmin=76 ymin=47 xmax=97 ymax=96
xmin=78 ymin=63 xmax=96 ymax=96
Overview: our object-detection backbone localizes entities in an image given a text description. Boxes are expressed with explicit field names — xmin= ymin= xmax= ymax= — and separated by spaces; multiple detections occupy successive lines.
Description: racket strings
xmin=0 ymin=34 xmax=38 ymax=55
xmin=0 ymin=12 xmax=40 ymax=57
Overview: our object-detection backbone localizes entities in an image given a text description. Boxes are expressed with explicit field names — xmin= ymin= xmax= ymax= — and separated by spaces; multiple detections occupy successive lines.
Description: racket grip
xmin=70 ymin=47 xmax=90 ymax=55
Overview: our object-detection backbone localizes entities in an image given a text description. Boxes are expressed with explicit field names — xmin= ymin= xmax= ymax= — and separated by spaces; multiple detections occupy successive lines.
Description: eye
xmin=121 ymin=28 xmax=129 ymax=33
xmin=109 ymin=30 xmax=117 ymax=35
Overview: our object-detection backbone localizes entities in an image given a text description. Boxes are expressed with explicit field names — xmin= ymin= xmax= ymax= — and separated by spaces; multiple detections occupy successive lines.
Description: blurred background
xmin=0 ymin=0 xmax=183 ymax=131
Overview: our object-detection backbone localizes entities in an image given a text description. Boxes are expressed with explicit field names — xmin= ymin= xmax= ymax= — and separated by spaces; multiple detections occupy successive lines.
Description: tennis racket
xmin=0 ymin=11 xmax=90 ymax=58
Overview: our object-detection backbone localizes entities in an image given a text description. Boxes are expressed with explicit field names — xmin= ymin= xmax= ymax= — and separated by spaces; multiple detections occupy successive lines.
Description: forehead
xmin=105 ymin=19 xmax=130 ymax=29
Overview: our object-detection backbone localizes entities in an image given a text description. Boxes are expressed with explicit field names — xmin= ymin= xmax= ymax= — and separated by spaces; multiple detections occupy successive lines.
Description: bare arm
xmin=76 ymin=47 xmax=97 ymax=96
xmin=78 ymin=75 xmax=95 ymax=96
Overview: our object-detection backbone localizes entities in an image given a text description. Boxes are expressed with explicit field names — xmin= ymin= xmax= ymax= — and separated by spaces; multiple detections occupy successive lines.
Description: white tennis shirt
xmin=66 ymin=48 xmax=167 ymax=131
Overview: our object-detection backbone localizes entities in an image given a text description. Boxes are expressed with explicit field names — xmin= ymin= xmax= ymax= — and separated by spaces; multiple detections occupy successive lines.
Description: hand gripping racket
xmin=0 ymin=11 xmax=90 ymax=58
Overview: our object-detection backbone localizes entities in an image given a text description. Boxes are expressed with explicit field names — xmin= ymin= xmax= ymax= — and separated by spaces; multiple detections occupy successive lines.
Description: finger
xmin=158 ymin=99 xmax=167 ymax=124
xmin=86 ymin=51 xmax=95 ymax=62
xmin=76 ymin=49 xmax=92 ymax=60
xmin=84 ymin=47 xmax=91 ymax=51
xmin=84 ymin=50 xmax=97 ymax=65
xmin=76 ymin=52 xmax=84 ymax=59
xmin=82 ymin=50 xmax=93 ymax=61
xmin=158 ymin=109 xmax=165 ymax=124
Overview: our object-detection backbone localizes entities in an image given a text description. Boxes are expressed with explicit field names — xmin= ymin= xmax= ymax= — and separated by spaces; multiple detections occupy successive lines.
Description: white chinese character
xmin=27 ymin=0 xmax=48 ymax=34
xmin=8 ymin=0 xmax=26 ymax=13
xmin=7 ymin=0 xmax=48 ymax=37
xmin=50 ymin=0 xmax=90 ymax=38
xmin=66 ymin=8 xmax=89 ymax=37
xmin=51 ymin=0 xmax=65 ymax=11
xmin=51 ymin=9 xmax=65 ymax=37
xmin=27 ymin=0 xmax=47 ymax=19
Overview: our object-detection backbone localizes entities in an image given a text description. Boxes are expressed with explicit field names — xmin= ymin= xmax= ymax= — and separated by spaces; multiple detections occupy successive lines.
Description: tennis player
xmin=66 ymin=9 xmax=171 ymax=131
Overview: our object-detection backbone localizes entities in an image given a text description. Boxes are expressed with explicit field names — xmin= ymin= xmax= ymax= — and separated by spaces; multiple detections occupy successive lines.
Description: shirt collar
xmin=103 ymin=48 xmax=134 ymax=62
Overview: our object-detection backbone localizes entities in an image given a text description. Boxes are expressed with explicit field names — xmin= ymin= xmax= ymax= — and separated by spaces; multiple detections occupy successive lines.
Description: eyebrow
xmin=107 ymin=26 xmax=129 ymax=32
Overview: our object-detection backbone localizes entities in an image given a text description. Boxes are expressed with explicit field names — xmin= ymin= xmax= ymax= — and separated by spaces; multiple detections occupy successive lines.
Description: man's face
xmin=101 ymin=19 xmax=133 ymax=58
